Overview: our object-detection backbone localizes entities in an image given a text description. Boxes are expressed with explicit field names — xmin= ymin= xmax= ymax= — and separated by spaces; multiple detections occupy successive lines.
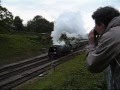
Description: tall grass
xmin=0 ymin=34 xmax=50 ymax=66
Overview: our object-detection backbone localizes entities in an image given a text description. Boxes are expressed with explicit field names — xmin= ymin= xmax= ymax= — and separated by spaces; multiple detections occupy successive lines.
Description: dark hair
xmin=92 ymin=6 xmax=120 ymax=27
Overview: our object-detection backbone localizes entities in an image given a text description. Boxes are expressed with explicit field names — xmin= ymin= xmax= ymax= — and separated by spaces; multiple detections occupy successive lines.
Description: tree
xmin=13 ymin=16 xmax=24 ymax=31
xmin=26 ymin=15 xmax=53 ymax=33
xmin=26 ymin=20 xmax=34 ymax=32
xmin=33 ymin=15 xmax=43 ymax=21
xmin=59 ymin=33 xmax=71 ymax=45
xmin=0 ymin=5 xmax=13 ymax=27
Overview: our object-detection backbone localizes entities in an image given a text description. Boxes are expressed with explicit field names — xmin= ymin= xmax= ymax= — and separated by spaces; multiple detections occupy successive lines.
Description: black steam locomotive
xmin=48 ymin=40 xmax=88 ymax=59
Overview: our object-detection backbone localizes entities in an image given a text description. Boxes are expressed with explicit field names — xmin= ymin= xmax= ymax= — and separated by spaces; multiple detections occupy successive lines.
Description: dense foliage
xmin=26 ymin=15 xmax=53 ymax=33
xmin=0 ymin=33 xmax=51 ymax=66
xmin=13 ymin=16 xmax=24 ymax=31
xmin=0 ymin=6 xmax=13 ymax=32
xmin=0 ymin=5 xmax=54 ymax=33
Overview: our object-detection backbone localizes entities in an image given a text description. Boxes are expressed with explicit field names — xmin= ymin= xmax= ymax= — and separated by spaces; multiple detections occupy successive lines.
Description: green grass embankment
xmin=15 ymin=52 xmax=106 ymax=90
xmin=0 ymin=33 xmax=50 ymax=66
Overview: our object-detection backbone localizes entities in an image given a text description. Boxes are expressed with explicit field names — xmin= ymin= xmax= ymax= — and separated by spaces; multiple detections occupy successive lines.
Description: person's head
xmin=92 ymin=6 xmax=120 ymax=35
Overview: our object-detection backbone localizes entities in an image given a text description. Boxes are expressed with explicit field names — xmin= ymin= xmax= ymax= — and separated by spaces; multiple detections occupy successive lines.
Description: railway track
xmin=0 ymin=48 xmax=86 ymax=90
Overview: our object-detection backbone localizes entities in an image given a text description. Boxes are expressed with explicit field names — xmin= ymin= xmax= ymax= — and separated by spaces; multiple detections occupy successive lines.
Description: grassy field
xmin=15 ymin=52 xmax=107 ymax=90
xmin=0 ymin=33 xmax=51 ymax=66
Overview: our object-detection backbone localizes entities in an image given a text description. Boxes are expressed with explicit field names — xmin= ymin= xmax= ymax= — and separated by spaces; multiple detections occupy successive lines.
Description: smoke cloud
xmin=51 ymin=12 xmax=87 ymax=45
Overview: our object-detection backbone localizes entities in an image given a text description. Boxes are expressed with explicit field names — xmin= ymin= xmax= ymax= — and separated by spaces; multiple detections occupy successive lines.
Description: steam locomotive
xmin=48 ymin=40 xmax=88 ymax=59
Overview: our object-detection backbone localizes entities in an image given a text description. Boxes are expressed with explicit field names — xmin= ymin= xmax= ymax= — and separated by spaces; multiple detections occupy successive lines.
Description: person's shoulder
xmin=98 ymin=30 xmax=114 ymax=44
xmin=101 ymin=26 xmax=120 ymax=43
xmin=101 ymin=31 xmax=113 ymax=40
xmin=109 ymin=26 xmax=120 ymax=38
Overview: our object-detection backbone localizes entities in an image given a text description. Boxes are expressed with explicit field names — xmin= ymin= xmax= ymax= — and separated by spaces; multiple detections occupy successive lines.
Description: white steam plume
xmin=51 ymin=12 xmax=87 ymax=45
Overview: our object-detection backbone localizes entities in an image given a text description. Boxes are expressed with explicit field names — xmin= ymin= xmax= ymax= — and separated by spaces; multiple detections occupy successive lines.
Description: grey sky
xmin=2 ymin=0 xmax=120 ymax=32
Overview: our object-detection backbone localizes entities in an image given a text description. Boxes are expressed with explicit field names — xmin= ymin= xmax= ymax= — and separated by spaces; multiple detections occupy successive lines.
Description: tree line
xmin=0 ymin=5 xmax=54 ymax=33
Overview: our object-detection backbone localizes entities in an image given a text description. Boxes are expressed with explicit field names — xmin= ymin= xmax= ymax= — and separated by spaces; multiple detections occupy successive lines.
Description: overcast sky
xmin=2 ymin=0 xmax=120 ymax=32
